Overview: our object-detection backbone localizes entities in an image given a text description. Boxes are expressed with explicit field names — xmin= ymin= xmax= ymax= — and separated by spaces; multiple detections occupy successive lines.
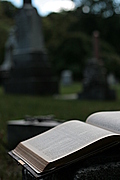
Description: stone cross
xmin=93 ymin=31 xmax=100 ymax=60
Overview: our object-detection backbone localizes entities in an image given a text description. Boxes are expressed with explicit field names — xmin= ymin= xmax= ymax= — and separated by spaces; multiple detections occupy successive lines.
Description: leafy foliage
xmin=0 ymin=1 xmax=120 ymax=80
xmin=73 ymin=0 xmax=120 ymax=17
xmin=42 ymin=10 xmax=120 ymax=80
xmin=0 ymin=1 xmax=17 ymax=64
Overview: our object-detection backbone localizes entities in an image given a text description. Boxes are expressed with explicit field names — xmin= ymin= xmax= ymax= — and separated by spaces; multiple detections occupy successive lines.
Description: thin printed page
xmin=86 ymin=111 xmax=120 ymax=133
xmin=21 ymin=120 xmax=116 ymax=163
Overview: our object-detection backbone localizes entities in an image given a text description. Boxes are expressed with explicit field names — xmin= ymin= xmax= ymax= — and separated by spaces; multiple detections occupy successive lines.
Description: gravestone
xmin=78 ymin=31 xmax=116 ymax=100
xmin=107 ymin=73 xmax=117 ymax=86
xmin=7 ymin=115 xmax=62 ymax=149
xmin=61 ymin=70 xmax=73 ymax=86
xmin=0 ymin=0 xmax=59 ymax=95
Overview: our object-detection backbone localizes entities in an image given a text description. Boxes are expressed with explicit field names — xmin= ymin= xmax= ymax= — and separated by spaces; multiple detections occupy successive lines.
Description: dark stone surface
xmin=74 ymin=162 xmax=120 ymax=180
xmin=78 ymin=58 xmax=116 ymax=100
xmin=22 ymin=160 xmax=120 ymax=180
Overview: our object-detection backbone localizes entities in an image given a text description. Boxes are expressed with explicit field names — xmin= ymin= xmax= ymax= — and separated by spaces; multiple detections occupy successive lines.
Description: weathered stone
xmin=1 ymin=0 xmax=59 ymax=95
xmin=61 ymin=70 xmax=73 ymax=86
xmin=7 ymin=115 xmax=62 ymax=149
xmin=78 ymin=31 xmax=116 ymax=100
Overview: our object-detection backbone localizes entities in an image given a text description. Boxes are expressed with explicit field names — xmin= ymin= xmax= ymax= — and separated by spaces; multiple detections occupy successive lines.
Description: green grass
xmin=0 ymin=82 xmax=120 ymax=179
xmin=60 ymin=82 xmax=82 ymax=94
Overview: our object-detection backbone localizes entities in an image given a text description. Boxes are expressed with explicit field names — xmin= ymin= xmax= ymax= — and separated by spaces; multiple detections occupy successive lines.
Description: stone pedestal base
xmin=4 ymin=78 xmax=58 ymax=95
xmin=3 ymin=51 xmax=59 ymax=95
xmin=78 ymin=87 xmax=116 ymax=100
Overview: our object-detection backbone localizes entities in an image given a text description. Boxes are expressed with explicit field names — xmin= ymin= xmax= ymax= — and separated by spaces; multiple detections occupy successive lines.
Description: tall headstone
xmin=78 ymin=31 xmax=116 ymax=100
xmin=61 ymin=70 xmax=73 ymax=86
xmin=0 ymin=0 xmax=59 ymax=95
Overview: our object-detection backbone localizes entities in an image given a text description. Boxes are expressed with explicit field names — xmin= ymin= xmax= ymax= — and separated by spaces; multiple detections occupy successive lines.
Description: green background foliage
xmin=0 ymin=1 xmax=17 ymax=64
xmin=42 ymin=8 xmax=120 ymax=80
xmin=1 ymin=1 xmax=120 ymax=80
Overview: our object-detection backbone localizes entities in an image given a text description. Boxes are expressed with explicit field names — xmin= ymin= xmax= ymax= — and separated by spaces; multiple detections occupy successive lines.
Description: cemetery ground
xmin=0 ymin=82 xmax=120 ymax=179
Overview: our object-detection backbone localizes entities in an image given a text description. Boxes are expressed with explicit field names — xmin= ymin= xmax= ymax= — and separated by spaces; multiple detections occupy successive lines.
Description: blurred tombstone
xmin=107 ymin=73 xmax=117 ymax=86
xmin=78 ymin=31 xmax=116 ymax=100
xmin=7 ymin=114 xmax=63 ymax=150
xmin=61 ymin=70 xmax=73 ymax=86
xmin=0 ymin=0 xmax=59 ymax=95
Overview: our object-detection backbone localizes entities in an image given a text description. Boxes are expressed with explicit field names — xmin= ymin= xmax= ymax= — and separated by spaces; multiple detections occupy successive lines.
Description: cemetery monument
xmin=0 ymin=0 xmax=59 ymax=95
xmin=61 ymin=70 xmax=73 ymax=86
xmin=78 ymin=31 xmax=116 ymax=100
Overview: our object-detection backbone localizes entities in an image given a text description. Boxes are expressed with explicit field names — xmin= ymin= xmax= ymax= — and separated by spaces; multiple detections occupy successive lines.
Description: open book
xmin=9 ymin=111 xmax=120 ymax=176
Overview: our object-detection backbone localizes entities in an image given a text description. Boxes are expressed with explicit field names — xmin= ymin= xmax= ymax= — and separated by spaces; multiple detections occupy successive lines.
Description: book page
xmin=86 ymin=111 xmax=120 ymax=133
xmin=20 ymin=120 xmax=116 ymax=163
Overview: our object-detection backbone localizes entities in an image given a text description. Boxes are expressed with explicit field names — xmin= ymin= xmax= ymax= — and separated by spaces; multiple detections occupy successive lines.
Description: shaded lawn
xmin=0 ymin=83 xmax=120 ymax=179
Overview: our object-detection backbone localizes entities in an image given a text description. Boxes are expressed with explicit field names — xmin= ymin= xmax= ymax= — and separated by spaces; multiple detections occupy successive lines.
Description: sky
xmin=6 ymin=0 xmax=76 ymax=16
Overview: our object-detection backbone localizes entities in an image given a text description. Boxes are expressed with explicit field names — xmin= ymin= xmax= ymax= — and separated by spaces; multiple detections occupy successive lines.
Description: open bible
xmin=9 ymin=111 xmax=120 ymax=177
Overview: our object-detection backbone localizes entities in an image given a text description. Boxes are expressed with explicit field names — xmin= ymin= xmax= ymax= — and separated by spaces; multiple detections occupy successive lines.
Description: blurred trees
xmin=1 ymin=1 xmax=120 ymax=80
xmin=42 ymin=9 xmax=120 ymax=80
xmin=0 ymin=1 xmax=17 ymax=64
xmin=73 ymin=0 xmax=120 ymax=17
